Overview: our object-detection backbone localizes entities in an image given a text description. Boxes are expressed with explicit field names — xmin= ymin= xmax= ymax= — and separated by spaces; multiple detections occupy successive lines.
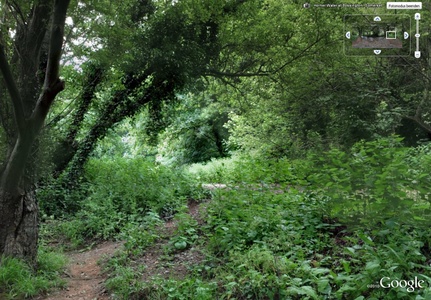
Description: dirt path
xmin=36 ymin=187 xmax=279 ymax=299
xmin=33 ymin=185 xmax=296 ymax=299
xmin=36 ymin=241 xmax=123 ymax=300
xmin=35 ymin=199 xmax=208 ymax=300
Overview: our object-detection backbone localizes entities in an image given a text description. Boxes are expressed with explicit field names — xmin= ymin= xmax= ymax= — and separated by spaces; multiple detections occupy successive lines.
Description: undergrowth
xmin=0 ymin=245 xmax=66 ymax=300
xmin=39 ymin=157 xmax=207 ymax=247
xmin=100 ymin=137 xmax=431 ymax=299
xmin=30 ymin=137 xmax=431 ymax=299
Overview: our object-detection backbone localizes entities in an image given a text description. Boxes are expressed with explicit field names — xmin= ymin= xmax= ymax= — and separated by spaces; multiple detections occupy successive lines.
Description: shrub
xmin=37 ymin=175 xmax=89 ymax=217
xmin=66 ymin=157 xmax=204 ymax=240
xmin=309 ymin=136 xmax=431 ymax=227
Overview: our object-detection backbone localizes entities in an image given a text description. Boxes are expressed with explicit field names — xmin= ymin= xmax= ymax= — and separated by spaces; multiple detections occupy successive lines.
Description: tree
xmin=0 ymin=0 xmax=247 ymax=262
xmin=157 ymin=90 xmax=230 ymax=166
xmin=0 ymin=0 xmax=70 ymax=263
xmin=51 ymin=0 xmax=224 ymax=184
xmin=221 ymin=4 xmax=431 ymax=157
xmin=0 ymin=0 xmax=336 ymax=263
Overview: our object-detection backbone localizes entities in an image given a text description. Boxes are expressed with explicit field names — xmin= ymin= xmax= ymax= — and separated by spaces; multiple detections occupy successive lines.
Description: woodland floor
xmin=35 ymin=200 xmax=208 ymax=300
xmin=34 ymin=241 xmax=122 ymax=300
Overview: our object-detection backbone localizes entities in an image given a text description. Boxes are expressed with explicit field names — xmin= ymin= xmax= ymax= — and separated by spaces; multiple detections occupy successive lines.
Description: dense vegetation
xmin=1 ymin=0 xmax=431 ymax=299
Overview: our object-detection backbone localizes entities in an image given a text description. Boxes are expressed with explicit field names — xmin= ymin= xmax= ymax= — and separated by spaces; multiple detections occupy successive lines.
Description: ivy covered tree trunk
xmin=0 ymin=0 xmax=70 ymax=264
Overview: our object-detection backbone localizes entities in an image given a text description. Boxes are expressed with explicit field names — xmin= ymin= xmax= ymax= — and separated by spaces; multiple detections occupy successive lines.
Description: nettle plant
xmin=310 ymin=137 xmax=431 ymax=227
xmin=168 ymin=209 xmax=199 ymax=252
xmin=332 ymin=223 xmax=431 ymax=298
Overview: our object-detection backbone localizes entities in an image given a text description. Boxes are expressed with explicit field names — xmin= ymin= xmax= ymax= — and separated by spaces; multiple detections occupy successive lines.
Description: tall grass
xmin=0 ymin=245 xmax=66 ymax=299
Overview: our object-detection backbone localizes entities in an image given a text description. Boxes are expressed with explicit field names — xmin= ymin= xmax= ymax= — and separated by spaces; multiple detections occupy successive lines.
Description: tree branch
xmin=404 ymin=115 xmax=431 ymax=133
xmin=206 ymin=35 xmax=323 ymax=80
xmin=0 ymin=44 xmax=26 ymax=133
xmin=6 ymin=0 xmax=26 ymax=26
xmin=44 ymin=0 xmax=69 ymax=87
xmin=204 ymin=69 xmax=270 ymax=78
xmin=272 ymin=36 xmax=323 ymax=74
xmin=27 ymin=0 xmax=52 ymax=56
xmin=30 ymin=0 xmax=70 ymax=134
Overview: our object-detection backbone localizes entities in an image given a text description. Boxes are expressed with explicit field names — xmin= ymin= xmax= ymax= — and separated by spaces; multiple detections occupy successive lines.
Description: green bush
xmin=138 ymin=277 xmax=217 ymax=300
xmin=309 ymin=136 xmax=431 ymax=227
xmin=187 ymin=153 xmax=302 ymax=185
xmin=101 ymin=148 xmax=431 ymax=299
xmin=330 ymin=222 xmax=431 ymax=299
xmin=167 ymin=208 xmax=199 ymax=253
xmin=66 ymin=157 xmax=204 ymax=240
xmin=105 ymin=265 xmax=145 ymax=299
xmin=37 ymin=175 xmax=89 ymax=217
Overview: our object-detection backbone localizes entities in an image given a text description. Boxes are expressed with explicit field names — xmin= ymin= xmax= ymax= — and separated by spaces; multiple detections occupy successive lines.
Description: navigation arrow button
xmin=374 ymin=50 xmax=381 ymax=55
xmin=346 ymin=32 xmax=351 ymax=39
xmin=404 ymin=32 xmax=409 ymax=39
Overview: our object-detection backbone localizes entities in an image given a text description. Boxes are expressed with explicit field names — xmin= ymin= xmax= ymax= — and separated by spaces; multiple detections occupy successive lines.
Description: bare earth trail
xmin=36 ymin=184 xmax=275 ymax=300
xmin=35 ymin=241 xmax=123 ymax=300
xmin=35 ymin=199 xmax=209 ymax=300
xmin=34 ymin=184 xmax=291 ymax=300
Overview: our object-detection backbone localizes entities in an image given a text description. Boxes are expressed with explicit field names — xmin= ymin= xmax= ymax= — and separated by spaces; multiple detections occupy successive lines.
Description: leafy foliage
xmin=309 ymin=136 xmax=431 ymax=227
xmin=157 ymin=92 xmax=230 ymax=166
xmin=5 ymin=0 xmax=431 ymax=298
xmin=44 ymin=157 xmax=204 ymax=244
xmin=99 ymin=148 xmax=431 ymax=299
xmin=167 ymin=209 xmax=199 ymax=252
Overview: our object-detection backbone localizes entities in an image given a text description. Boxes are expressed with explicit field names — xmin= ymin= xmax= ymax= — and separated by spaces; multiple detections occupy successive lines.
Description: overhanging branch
xmin=205 ymin=35 xmax=324 ymax=81
xmin=272 ymin=36 xmax=323 ymax=74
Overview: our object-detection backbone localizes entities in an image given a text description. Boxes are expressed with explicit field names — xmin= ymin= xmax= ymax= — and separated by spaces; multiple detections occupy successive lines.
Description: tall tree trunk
xmin=0 ymin=0 xmax=70 ymax=264
xmin=0 ymin=189 xmax=38 ymax=263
